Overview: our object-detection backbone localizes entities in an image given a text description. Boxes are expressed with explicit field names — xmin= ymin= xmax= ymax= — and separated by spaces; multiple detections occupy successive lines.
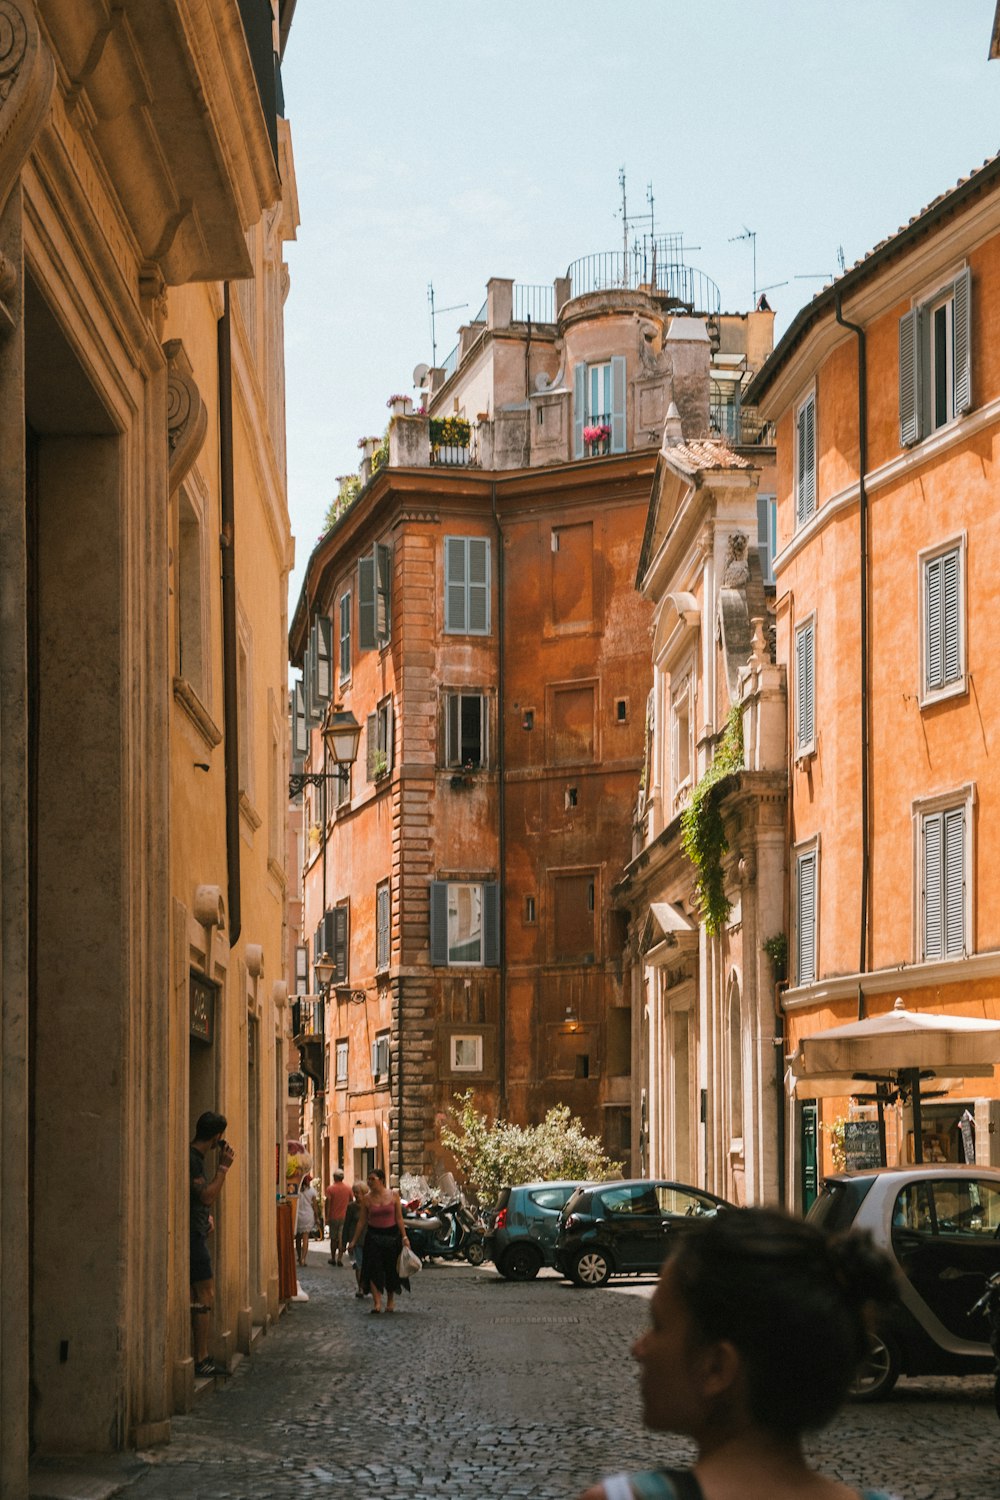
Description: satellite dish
xmin=412 ymin=362 xmax=430 ymax=388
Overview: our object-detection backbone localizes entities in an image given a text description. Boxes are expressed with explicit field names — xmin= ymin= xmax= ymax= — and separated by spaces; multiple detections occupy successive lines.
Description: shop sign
xmin=287 ymin=1071 xmax=306 ymax=1098
xmin=190 ymin=971 xmax=216 ymax=1044
xmin=844 ymin=1119 xmax=882 ymax=1170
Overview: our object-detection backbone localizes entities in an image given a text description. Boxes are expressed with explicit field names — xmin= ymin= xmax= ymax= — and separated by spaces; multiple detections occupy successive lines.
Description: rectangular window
xmin=429 ymin=881 xmax=500 ymax=967
xmin=670 ymin=679 xmax=692 ymax=797
xmin=757 ymin=493 xmax=777 ymax=584
xmin=294 ymin=945 xmax=308 ymax=995
xmin=921 ymin=805 xmax=966 ymax=961
xmin=450 ymin=1034 xmax=483 ymax=1073
xmin=794 ymin=617 xmax=816 ymax=757
xmin=335 ymin=1039 xmax=348 ymax=1086
xmin=525 ymin=895 xmax=536 ymax=924
xmin=314 ymin=615 xmax=333 ymax=702
xmin=899 ymin=267 xmax=971 ymax=446
xmin=177 ymin=490 xmax=206 ymax=698
xmin=291 ymin=681 xmax=309 ymax=766
xmin=366 ymin=697 xmax=394 ymax=781
xmin=573 ymin=356 xmax=626 ymax=456
xmin=371 ymin=1031 xmax=390 ymax=1084
xmin=339 ymin=592 xmax=351 ymax=684
xmin=445 ymin=691 xmax=487 ymax=768
xmin=444 ymin=536 xmax=491 ymax=635
xmin=795 ymin=393 xmax=816 ymax=526
xmin=922 ymin=541 xmax=964 ymax=700
xmin=795 ymin=847 xmax=818 ymax=985
xmin=376 ymin=880 xmax=390 ymax=972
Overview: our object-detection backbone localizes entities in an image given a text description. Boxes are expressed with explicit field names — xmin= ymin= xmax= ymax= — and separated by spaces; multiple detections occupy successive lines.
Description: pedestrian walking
xmin=347 ymin=1168 xmax=411 ymax=1314
xmin=295 ymin=1174 xmax=318 ymax=1266
xmin=343 ymin=1181 xmax=368 ymax=1297
xmin=576 ymin=1207 xmax=901 ymax=1500
xmin=190 ymin=1110 xmax=235 ymax=1380
xmin=325 ymin=1169 xmax=353 ymax=1265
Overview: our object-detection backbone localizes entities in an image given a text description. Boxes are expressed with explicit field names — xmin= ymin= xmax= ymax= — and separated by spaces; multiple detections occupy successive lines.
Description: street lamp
xmin=289 ymin=703 xmax=362 ymax=796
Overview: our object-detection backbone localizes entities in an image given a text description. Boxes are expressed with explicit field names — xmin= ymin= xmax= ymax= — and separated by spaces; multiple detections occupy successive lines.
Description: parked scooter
xmin=968 ymin=1270 xmax=1000 ymax=1419
xmin=403 ymin=1197 xmax=485 ymax=1265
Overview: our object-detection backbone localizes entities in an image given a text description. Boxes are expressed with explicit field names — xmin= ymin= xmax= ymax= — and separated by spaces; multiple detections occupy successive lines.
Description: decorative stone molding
xmin=164 ymin=339 xmax=207 ymax=495
xmin=0 ymin=2 xmax=54 ymax=216
xmin=245 ymin=944 xmax=264 ymax=980
xmin=722 ymin=532 xmax=750 ymax=588
xmin=193 ymin=884 xmax=225 ymax=930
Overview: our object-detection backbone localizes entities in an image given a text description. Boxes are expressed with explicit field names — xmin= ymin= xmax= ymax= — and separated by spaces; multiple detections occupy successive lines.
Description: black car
xmin=556 ymin=1178 xmax=730 ymax=1287
xmin=484 ymin=1180 xmax=582 ymax=1280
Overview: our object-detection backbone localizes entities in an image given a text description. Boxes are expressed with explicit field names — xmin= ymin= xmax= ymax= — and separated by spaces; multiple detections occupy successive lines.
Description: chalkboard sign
xmin=844 ymin=1119 xmax=882 ymax=1170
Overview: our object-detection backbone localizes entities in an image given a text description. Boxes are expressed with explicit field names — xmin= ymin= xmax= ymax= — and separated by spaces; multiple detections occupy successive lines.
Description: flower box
xmin=583 ymin=422 xmax=611 ymax=457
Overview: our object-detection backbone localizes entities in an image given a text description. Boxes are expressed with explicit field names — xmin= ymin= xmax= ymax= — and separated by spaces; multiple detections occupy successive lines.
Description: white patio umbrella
xmin=788 ymin=998 xmax=1000 ymax=1163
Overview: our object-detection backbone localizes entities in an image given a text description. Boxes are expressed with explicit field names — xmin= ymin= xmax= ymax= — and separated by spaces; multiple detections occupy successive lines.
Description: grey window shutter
xmin=483 ymin=882 xmax=500 ymax=967
xmin=797 ymin=396 xmax=816 ymax=522
xmin=445 ymin=537 xmax=467 ymax=633
xmin=333 ymin=905 xmax=348 ymax=983
xmin=316 ymin=916 xmax=327 ymax=960
xmin=315 ymin=616 xmax=333 ymax=703
xmin=795 ymin=622 xmax=814 ymax=751
xmin=376 ymin=884 xmax=389 ymax=969
xmin=573 ymin=361 xmax=586 ymax=458
xmin=358 ymin=555 xmax=376 ymax=649
xmin=366 ymin=713 xmax=377 ymax=780
xmin=292 ymin=681 xmax=308 ymax=758
xmin=943 ymin=807 xmax=965 ymax=956
xmin=339 ymin=593 xmax=351 ymax=682
xmin=610 ymin=355 xmax=627 ymax=453
xmin=953 ymin=267 xmax=972 ymax=415
xmin=446 ymin=692 xmax=459 ymax=765
xmin=925 ymin=556 xmax=943 ymax=690
xmin=899 ymin=309 xmax=922 ymax=446
xmin=430 ymin=881 xmax=449 ymax=965
xmin=295 ymin=945 xmax=308 ymax=993
xmin=467 ymin=538 xmax=490 ymax=634
xmin=923 ymin=813 xmax=943 ymax=960
xmin=371 ymin=1040 xmax=378 ymax=1076
xmin=942 ymin=549 xmax=960 ymax=683
xmin=796 ymin=851 xmax=817 ymax=984
xmin=304 ymin=637 xmax=322 ymax=723
xmin=381 ymin=700 xmax=394 ymax=774
xmin=376 ymin=543 xmax=392 ymax=644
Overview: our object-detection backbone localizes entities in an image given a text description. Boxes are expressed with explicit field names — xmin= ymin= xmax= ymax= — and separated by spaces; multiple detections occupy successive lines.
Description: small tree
xmin=440 ymin=1091 xmax=622 ymax=1207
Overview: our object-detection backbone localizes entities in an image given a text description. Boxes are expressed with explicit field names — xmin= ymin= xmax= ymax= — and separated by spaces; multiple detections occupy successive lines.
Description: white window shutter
xmin=339 ymin=593 xmax=351 ymax=682
xmin=573 ymin=362 xmax=586 ymax=458
xmin=925 ymin=557 xmax=943 ymax=690
xmin=953 ymin=267 xmax=972 ymax=415
xmin=899 ymin=309 xmax=922 ymax=446
xmin=923 ymin=813 xmax=943 ymax=960
xmin=796 ymin=397 xmax=816 ymax=523
xmin=796 ymin=852 xmax=817 ymax=984
xmin=942 ymin=549 xmax=961 ymax=684
xmin=795 ymin=622 xmax=814 ymax=752
xmin=943 ymin=807 xmax=965 ymax=956
xmin=445 ymin=537 xmax=467 ymax=633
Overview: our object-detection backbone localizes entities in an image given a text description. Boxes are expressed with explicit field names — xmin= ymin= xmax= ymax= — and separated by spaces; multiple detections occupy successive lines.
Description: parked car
xmin=484 ymin=1181 xmax=582 ymax=1280
xmin=556 ymin=1178 xmax=730 ymax=1287
xmin=807 ymin=1164 xmax=1000 ymax=1399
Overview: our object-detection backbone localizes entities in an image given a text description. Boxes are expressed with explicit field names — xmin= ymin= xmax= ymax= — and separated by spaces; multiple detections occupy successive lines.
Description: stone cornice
xmin=0 ymin=0 xmax=55 ymax=218
xmin=782 ymin=948 xmax=1000 ymax=1012
xmin=173 ymin=676 xmax=222 ymax=747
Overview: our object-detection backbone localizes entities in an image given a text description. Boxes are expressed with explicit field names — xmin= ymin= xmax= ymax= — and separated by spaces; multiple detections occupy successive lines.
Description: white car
xmin=807 ymin=1164 xmax=1000 ymax=1399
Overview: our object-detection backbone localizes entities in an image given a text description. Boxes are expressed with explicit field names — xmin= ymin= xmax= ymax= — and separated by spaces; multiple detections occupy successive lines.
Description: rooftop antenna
xmin=729 ymin=226 xmax=757 ymax=305
xmin=428 ymin=282 xmax=468 ymax=369
xmin=837 ymin=245 xmax=847 ymax=274
xmin=618 ymin=166 xmax=629 ymax=269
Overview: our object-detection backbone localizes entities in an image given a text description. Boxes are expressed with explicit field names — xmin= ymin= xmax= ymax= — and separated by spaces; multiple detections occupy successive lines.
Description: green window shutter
xmin=333 ymin=905 xmax=349 ymax=983
xmin=943 ymin=808 xmax=965 ymax=957
xmin=573 ymin=361 xmax=586 ymax=458
xmin=925 ymin=556 xmax=943 ymax=690
xmin=796 ymin=851 xmax=817 ymax=984
xmin=899 ymin=308 xmax=922 ymax=446
xmin=375 ymin=543 xmax=392 ymax=644
xmin=483 ymin=882 xmax=500 ymax=967
xmin=953 ymin=267 xmax=972 ymax=415
xmin=923 ymin=813 xmax=943 ymax=960
xmin=366 ymin=712 xmax=377 ymax=780
xmin=315 ymin=616 xmax=333 ymax=704
xmin=358 ymin=555 xmax=376 ymax=649
xmin=445 ymin=537 xmax=467 ymax=633
xmin=430 ymin=881 xmax=449 ymax=966
xmin=610 ymin=355 xmax=627 ymax=453
xmin=467 ymin=538 xmax=490 ymax=634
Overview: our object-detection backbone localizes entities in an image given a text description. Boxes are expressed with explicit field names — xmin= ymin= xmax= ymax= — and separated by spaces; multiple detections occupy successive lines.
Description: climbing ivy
xmin=679 ymin=703 xmax=744 ymax=936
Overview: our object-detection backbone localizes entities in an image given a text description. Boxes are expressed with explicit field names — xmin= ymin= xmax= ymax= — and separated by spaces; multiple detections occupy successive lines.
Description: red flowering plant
xmin=582 ymin=423 xmax=611 ymax=444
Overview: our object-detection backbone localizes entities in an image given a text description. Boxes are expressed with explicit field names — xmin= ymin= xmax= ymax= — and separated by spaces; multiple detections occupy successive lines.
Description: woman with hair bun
xmin=578 ymin=1207 xmax=901 ymax=1500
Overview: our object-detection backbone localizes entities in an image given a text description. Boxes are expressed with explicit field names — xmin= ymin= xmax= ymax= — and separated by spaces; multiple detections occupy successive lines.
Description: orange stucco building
xmin=747 ymin=154 xmax=1000 ymax=1196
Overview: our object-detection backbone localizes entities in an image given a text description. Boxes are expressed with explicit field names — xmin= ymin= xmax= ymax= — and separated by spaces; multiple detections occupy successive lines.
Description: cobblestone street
xmin=108 ymin=1242 xmax=1000 ymax=1500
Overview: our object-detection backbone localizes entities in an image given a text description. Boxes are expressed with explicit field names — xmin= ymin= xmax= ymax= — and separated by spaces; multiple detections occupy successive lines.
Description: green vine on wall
xmin=679 ymin=703 xmax=744 ymax=936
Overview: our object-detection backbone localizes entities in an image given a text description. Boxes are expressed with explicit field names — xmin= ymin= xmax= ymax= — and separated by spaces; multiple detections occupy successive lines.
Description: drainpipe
xmin=834 ymin=294 xmax=869 ymax=1009
xmin=219 ymin=285 xmax=241 ymax=944
xmin=491 ymin=480 xmax=508 ymax=1117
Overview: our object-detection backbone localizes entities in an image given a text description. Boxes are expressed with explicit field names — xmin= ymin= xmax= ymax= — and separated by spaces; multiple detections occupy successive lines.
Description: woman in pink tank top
xmin=347 ymin=1168 xmax=411 ymax=1313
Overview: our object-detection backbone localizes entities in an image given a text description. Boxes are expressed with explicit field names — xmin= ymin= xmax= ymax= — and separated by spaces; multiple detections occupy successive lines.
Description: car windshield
xmin=807 ymin=1176 xmax=875 ymax=1232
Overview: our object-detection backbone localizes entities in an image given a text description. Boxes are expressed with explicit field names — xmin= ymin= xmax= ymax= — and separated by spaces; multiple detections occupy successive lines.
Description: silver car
xmin=808 ymin=1164 xmax=1000 ymax=1399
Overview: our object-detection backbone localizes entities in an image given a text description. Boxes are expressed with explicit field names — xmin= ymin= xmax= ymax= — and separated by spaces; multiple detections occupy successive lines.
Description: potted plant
xmin=450 ymin=758 xmax=478 ymax=789
xmin=386 ymin=394 xmax=412 ymax=417
xmin=358 ymin=435 xmax=381 ymax=460
xmin=373 ymin=749 xmax=388 ymax=780
xmin=583 ymin=422 xmax=611 ymax=457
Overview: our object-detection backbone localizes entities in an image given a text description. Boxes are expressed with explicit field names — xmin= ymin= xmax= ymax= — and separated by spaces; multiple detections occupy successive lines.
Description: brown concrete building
xmin=289 ymin=250 xmax=774 ymax=1185
xmin=0 ymin=2 xmax=298 ymax=1484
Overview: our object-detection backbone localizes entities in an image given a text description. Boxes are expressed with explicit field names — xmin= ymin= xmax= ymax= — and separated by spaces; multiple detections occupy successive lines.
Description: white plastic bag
xmin=398 ymin=1243 xmax=421 ymax=1277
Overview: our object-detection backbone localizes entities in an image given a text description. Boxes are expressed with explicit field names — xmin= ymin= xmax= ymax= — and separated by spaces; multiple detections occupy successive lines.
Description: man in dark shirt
xmin=190 ymin=1111 xmax=235 ymax=1379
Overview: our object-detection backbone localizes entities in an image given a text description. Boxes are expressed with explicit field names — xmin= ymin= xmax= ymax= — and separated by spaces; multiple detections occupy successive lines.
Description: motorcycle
xmin=403 ymin=1197 xmax=485 ymax=1266
xmin=967 ymin=1269 xmax=1000 ymax=1419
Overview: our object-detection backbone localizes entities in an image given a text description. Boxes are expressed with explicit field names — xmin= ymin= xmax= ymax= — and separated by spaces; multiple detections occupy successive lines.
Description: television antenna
xmin=837 ymin=245 xmax=847 ymax=274
xmin=729 ymin=225 xmax=757 ymax=304
xmin=427 ymin=282 xmax=468 ymax=369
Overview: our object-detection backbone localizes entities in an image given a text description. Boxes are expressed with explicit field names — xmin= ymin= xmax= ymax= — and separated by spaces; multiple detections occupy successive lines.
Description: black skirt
xmin=360 ymin=1225 xmax=410 ymax=1295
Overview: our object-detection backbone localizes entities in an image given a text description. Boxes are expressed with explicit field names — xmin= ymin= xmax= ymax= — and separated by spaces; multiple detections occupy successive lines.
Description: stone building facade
xmin=0 ymin=1 xmax=297 ymax=1484
xmin=289 ymin=253 xmax=774 ymax=1186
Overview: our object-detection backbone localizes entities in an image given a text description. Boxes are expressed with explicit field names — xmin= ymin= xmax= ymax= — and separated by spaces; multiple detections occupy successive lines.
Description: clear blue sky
xmin=281 ymin=2 xmax=1000 ymax=609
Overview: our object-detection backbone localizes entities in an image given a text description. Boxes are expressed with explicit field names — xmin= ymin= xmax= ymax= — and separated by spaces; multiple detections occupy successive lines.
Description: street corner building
xmin=0 ymin=0 xmax=299 ymax=1486
xmin=285 ymin=252 xmax=777 ymax=1188
xmin=746 ymin=149 xmax=1000 ymax=1200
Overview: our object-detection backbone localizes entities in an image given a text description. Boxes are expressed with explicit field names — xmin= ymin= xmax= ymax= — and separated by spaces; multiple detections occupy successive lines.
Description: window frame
xmin=913 ymin=784 xmax=975 ymax=965
xmin=669 ymin=673 xmax=693 ymax=804
xmin=794 ymin=388 xmax=817 ymax=529
xmin=339 ymin=590 xmax=351 ymax=685
xmin=371 ymin=1030 xmax=390 ymax=1085
xmin=375 ymin=879 xmax=391 ymax=973
xmin=444 ymin=535 xmax=491 ymax=636
xmin=900 ymin=264 xmax=972 ymax=448
xmin=335 ymin=1038 xmax=348 ymax=1087
xmin=444 ymin=689 xmax=489 ymax=769
xmin=429 ymin=880 xmax=500 ymax=968
xmin=450 ymin=1033 xmax=484 ymax=1074
xmin=918 ymin=533 xmax=967 ymax=707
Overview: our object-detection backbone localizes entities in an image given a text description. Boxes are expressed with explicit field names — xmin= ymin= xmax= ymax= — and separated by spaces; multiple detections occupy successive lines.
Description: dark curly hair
xmin=668 ymin=1207 xmax=898 ymax=1436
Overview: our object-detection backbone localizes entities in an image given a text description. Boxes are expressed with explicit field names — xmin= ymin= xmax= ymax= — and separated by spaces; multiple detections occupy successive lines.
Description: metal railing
xmin=513 ymin=283 xmax=555 ymax=323
xmin=471 ymin=298 xmax=488 ymax=324
xmin=293 ymin=996 xmax=324 ymax=1039
xmin=709 ymin=404 xmax=775 ymax=447
xmin=567 ymin=238 xmax=722 ymax=316
xmin=439 ymin=343 xmax=459 ymax=380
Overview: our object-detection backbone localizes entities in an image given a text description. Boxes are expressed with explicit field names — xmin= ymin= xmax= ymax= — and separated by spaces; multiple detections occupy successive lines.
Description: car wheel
xmin=571 ymin=1248 xmax=611 ymax=1288
xmin=465 ymin=1239 xmax=485 ymax=1267
xmin=849 ymin=1331 xmax=900 ymax=1402
xmin=501 ymin=1243 xmax=543 ymax=1281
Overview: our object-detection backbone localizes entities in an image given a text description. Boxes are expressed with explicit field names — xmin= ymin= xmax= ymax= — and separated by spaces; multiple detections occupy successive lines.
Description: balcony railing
xmin=513 ymin=283 xmax=555 ymax=323
xmin=292 ymin=996 xmax=324 ymax=1041
xmin=709 ymin=404 xmax=775 ymax=447
xmin=583 ymin=413 xmax=612 ymax=458
xmin=567 ymin=238 xmax=722 ymax=316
